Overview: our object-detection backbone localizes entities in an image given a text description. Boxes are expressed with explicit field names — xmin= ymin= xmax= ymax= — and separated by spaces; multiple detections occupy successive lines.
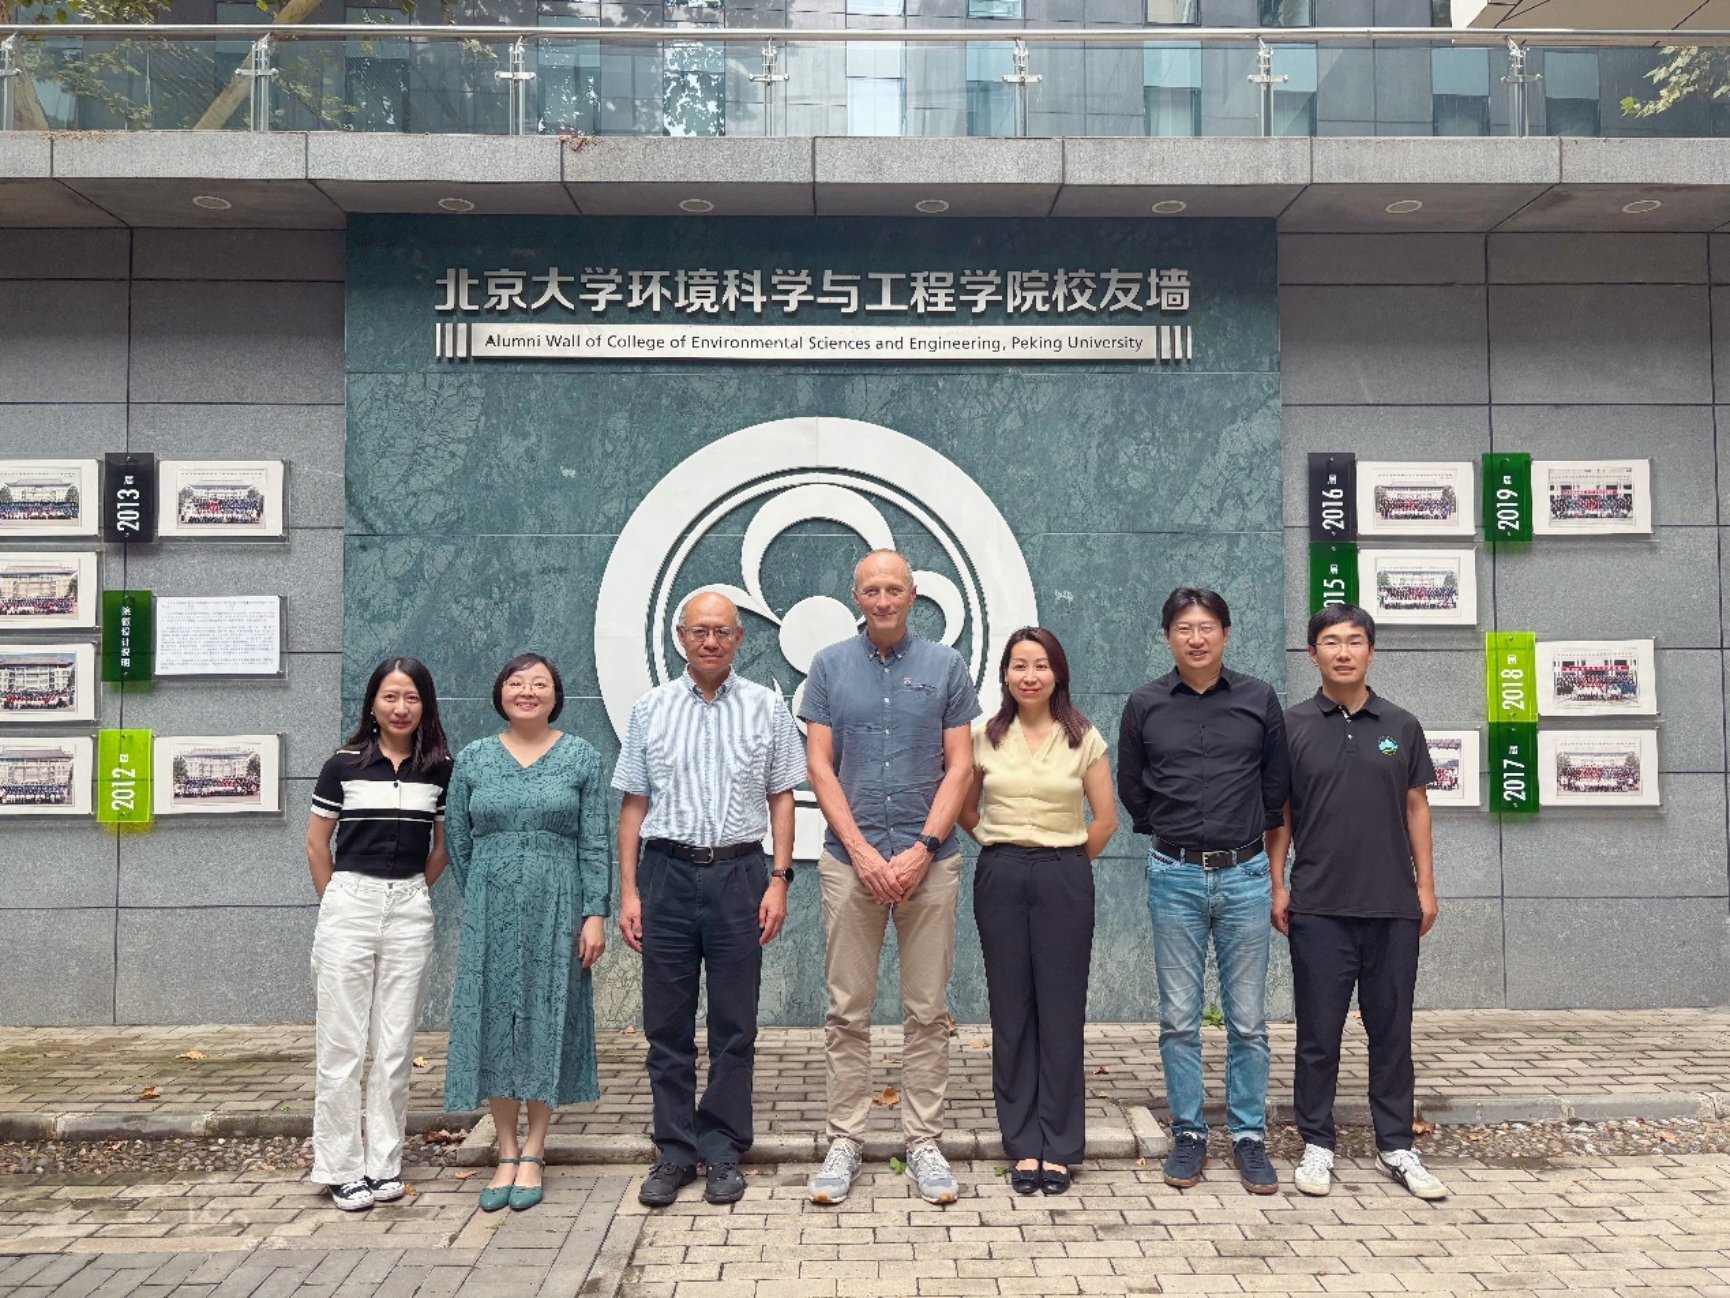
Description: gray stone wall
xmin=0 ymin=228 xmax=344 ymax=1026
xmin=1279 ymin=230 xmax=1730 ymax=1011
xmin=4 ymin=226 xmax=1729 ymax=1022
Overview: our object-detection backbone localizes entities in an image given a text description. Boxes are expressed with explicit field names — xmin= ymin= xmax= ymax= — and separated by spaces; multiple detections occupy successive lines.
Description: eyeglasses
xmin=1170 ymin=622 xmax=1222 ymax=639
xmin=681 ymin=626 xmax=739 ymax=643
xmin=1315 ymin=637 xmax=1370 ymax=651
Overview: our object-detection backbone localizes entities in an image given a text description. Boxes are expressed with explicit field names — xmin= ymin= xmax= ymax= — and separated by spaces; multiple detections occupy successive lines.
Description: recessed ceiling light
xmin=191 ymin=195 xmax=231 ymax=211
xmin=437 ymin=197 xmax=476 ymax=213
xmin=1384 ymin=199 xmax=1424 ymax=215
xmin=914 ymin=199 xmax=950 ymax=214
xmin=1622 ymin=199 xmax=1663 ymax=214
xmin=679 ymin=198 xmax=715 ymax=213
xmin=1151 ymin=199 xmax=1188 ymax=215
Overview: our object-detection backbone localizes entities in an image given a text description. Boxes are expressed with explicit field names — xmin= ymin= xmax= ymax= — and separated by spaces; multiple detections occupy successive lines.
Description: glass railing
xmin=1 ymin=25 xmax=1728 ymax=138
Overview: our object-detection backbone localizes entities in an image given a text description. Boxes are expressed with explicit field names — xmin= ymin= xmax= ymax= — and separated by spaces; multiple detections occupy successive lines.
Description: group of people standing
xmin=303 ymin=548 xmax=1447 ymax=1218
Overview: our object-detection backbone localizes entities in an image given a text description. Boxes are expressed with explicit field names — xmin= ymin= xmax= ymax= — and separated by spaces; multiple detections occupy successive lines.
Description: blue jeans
xmin=1145 ymin=848 xmax=1272 ymax=1141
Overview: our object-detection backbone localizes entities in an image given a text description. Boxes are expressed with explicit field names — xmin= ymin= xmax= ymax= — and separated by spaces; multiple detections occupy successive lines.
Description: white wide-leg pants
xmin=310 ymin=873 xmax=435 ymax=1185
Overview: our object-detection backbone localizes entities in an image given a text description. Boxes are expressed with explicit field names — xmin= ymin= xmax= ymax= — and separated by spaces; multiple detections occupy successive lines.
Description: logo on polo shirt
xmin=594 ymin=417 xmax=1039 ymax=859
xmin=1378 ymin=737 xmax=1399 ymax=756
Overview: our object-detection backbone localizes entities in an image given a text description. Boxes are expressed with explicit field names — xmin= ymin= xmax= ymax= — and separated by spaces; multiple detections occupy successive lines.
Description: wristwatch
xmin=917 ymin=833 xmax=943 ymax=855
xmin=770 ymin=866 xmax=795 ymax=884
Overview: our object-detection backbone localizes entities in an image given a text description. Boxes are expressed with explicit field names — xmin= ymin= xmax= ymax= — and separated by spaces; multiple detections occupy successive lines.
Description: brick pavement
xmin=618 ymin=1153 xmax=1730 ymax=1298
xmin=0 ymin=1169 xmax=642 ymax=1297
xmin=3 ymin=1011 xmax=1727 ymax=1144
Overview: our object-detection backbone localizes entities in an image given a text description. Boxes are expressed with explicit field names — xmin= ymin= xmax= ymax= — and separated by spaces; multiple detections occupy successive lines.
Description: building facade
xmin=2 ymin=6 xmax=1729 ymax=1026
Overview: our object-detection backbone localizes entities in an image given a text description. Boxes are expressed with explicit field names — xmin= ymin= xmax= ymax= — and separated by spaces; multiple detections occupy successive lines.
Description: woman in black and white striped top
xmin=306 ymin=657 xmax=452 ymax=1213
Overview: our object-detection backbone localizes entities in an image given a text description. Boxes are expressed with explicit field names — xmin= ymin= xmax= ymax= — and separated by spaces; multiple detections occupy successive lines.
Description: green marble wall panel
xmin=347 ymin=214 xmax=1282 ymax=1029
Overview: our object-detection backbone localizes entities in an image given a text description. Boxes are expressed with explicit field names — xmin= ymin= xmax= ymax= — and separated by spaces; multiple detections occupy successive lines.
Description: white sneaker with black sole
xmin=331 ymin=1179 xmax=375 ymax=1211
xmin=1294 ymin=1144 xmax=1334 ymax=1197
xmin=1377 ymin=1148 xmax=1448 ymax=1200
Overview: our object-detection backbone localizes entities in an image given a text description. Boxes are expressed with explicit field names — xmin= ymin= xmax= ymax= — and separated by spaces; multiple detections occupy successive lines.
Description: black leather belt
xmin=645 ymin=839 xmax=761 ymax=866
xmin=1151 ymin=834 xmax=1264 ymax=870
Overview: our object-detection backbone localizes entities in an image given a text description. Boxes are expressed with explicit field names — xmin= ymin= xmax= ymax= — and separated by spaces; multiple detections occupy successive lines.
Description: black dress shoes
xmin=704 ymin=1162 xmax=748 ymax=1204
xmin=638 ymin=1161 xmax=697 ymax=1208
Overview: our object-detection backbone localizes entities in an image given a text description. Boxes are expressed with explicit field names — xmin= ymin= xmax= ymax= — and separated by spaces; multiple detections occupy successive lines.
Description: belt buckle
xmin=1200 ymin=849 xmax=1230 ymax=870
xmin=691 ymin=846 xmax=718 ymax=866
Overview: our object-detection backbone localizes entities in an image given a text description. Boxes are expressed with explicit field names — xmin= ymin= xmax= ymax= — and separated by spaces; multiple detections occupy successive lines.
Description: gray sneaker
xmin=809 ymin=1138 xmax=863 ymax=1205
xmin=905 ymin=1143 xmax=959 ymax=1205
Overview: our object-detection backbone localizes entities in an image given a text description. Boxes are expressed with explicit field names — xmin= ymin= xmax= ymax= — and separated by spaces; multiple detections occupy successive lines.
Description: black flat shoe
xmin=1009 ymin=1168 xmax=1043 ymax=1196
xmin=1040 ymin=1166 xmax=1073 ymax=1196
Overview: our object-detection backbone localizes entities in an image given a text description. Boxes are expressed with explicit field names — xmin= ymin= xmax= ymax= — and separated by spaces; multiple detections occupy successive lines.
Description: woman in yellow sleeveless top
xmin=960 ymin=627 xmax=1117 ymax=1196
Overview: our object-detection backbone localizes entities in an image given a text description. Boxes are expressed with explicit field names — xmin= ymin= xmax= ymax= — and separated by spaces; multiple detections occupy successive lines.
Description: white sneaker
xmin=331 ymin=1178 xmax=375 ymax=1211
xmin=809 ymin=1138 xmax=863 ymax=1205
xmin=1377 ymin=1148 xmax=1448 ymax=1200
xmin=1294 ymin=1143 xmax=1334 ymax=1197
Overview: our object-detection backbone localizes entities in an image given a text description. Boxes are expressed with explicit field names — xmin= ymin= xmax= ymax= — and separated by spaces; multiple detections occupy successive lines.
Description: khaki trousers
xmin=818 ymin=850 xmax=961 ymax=1146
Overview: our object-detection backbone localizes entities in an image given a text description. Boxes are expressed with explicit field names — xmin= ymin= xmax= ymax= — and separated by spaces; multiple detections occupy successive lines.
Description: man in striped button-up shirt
xmin=613 ymin=591 xmax=806 ymax=1210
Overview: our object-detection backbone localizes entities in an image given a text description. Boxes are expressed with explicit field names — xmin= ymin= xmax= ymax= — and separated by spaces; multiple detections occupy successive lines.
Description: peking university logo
xmin=594 ymin=417 xmax=1039 ymax=860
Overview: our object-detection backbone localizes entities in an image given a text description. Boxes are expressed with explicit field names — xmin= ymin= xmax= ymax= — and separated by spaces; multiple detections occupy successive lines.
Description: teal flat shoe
xmin=509 ymin=1156 xmax=545 ymax=1212
xmin=479 ymin=1158 xmax=519 ymax=1212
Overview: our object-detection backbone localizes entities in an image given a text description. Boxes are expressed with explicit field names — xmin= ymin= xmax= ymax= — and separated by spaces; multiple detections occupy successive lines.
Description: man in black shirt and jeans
xmin=1269 ymin=603 xmax=1447 ymax=1201
xmin=1118 ymin=588 xmax=1289 ymax=1194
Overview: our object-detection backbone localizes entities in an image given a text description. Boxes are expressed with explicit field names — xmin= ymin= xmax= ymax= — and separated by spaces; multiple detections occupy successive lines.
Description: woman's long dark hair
xmin=343 ymin=657 xmax=452 ymax=773
xmin=984 ymin=627 xmax=1091 ymax=749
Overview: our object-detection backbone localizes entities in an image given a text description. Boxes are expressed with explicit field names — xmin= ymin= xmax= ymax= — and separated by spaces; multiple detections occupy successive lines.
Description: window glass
xmin=1144 ymin=43 xmax=1200 ymax=136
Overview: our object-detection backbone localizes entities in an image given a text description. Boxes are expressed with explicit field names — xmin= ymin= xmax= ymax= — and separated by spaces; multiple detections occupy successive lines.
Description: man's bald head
xmin=679 ymin=590 xmax=741 ymax=628
xmin=853 ymin=549 xmax=914 ymax=592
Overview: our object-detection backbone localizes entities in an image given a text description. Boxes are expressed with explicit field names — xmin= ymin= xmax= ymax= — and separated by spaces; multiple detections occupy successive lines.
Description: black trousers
xmin=639 ymin=844 xmax=767 ymax=1168
xmin=1288 ymin=911 xmax=1420 ymax=1154
xmin=973 ymin=843 xmax=1095 ymax=1166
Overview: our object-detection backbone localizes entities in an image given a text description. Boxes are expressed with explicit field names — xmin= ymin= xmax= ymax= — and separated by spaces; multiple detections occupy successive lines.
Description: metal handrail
xmin=0 ymin=23 xmax=1726 ymax=45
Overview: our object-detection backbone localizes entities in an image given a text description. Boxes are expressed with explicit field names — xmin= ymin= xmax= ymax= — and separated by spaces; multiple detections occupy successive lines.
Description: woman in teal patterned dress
xmin=444 ymin=652 xmax=611 ymax=1212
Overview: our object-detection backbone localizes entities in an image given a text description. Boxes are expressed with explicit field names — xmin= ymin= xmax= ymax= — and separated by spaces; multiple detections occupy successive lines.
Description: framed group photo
xmin=1538 ymin=729 xmax=1660 ymax=808
xmin=0 ymin=642 xmax=97 ymax=724
xmin=152 ymin=734 xmax=283 ymax=816
xmin=1425 ymin=730 xmax=1481 ymax=808
xmin=0 ymin=735 xmax=93 ymax=817
xmin=0 ymin=552 xmax=98 ymax=632
xmin=1536 ymin=639 xmax=1657 ymax=717
xmin=1531 ymin=459 xmax=1651 ymax=536
xmin=1357 ymin=549 xmax=1479 ymax=626
xmin=1355 ymin=462 xmax=1475 ymax=539
xmin=156 ymin=461 xmax=286 ymax=539
xmin=0 ymin=460 xmax=100 ymax=539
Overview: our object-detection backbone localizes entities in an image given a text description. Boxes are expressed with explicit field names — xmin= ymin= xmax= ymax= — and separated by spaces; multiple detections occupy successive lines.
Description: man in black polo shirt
xmin=1118 ymin=587 xmax=1289 ymax=1194
xmin=1269 ymin=603 xmax=1447 ymax=1202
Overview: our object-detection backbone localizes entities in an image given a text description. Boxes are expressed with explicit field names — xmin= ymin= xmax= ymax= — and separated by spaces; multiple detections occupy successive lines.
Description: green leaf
xmin=888 ymin=1156 xmax=905 ymax=1174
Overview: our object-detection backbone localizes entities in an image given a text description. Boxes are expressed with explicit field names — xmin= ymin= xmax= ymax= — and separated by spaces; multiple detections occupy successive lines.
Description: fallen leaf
xmin=943 ymin=1013 xmax=959 ymax=1036
xmin=412 ymin=1056 xmax=430 ymax=1070
xmin=422 ymin=1128 xmax=467 ymax=1146
xmin=1135 ymin=1157 xmax=1147 ymax=1168
xmin=967 ymin=1041 xmax=989 ymax=1051
xmin=888 ymin=1156 xmax=906 ymax=1174
xmin=453 ymin=1169 xmax=480 ymax=1180
xmin=177 ymin=1050 xmax=206 ymax=1062
xmin=619 ymin=1026 xmax=638 ymax=1036
xmin=403 ymin=1184 xmax=418 ymax=1196
xmin=1412 ymin=1118 xmax=1435 ymax=1136
xmin=1093 ymin=1065 xmax=1110 ymax=1076
xmin=873 ymin=1085 xmax=900 ymax=1107
xmin=138 ymin=1086 xmax=161 ymax=1100
xmin=1658 ymin=1130 xmax=1677 ymax=1143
